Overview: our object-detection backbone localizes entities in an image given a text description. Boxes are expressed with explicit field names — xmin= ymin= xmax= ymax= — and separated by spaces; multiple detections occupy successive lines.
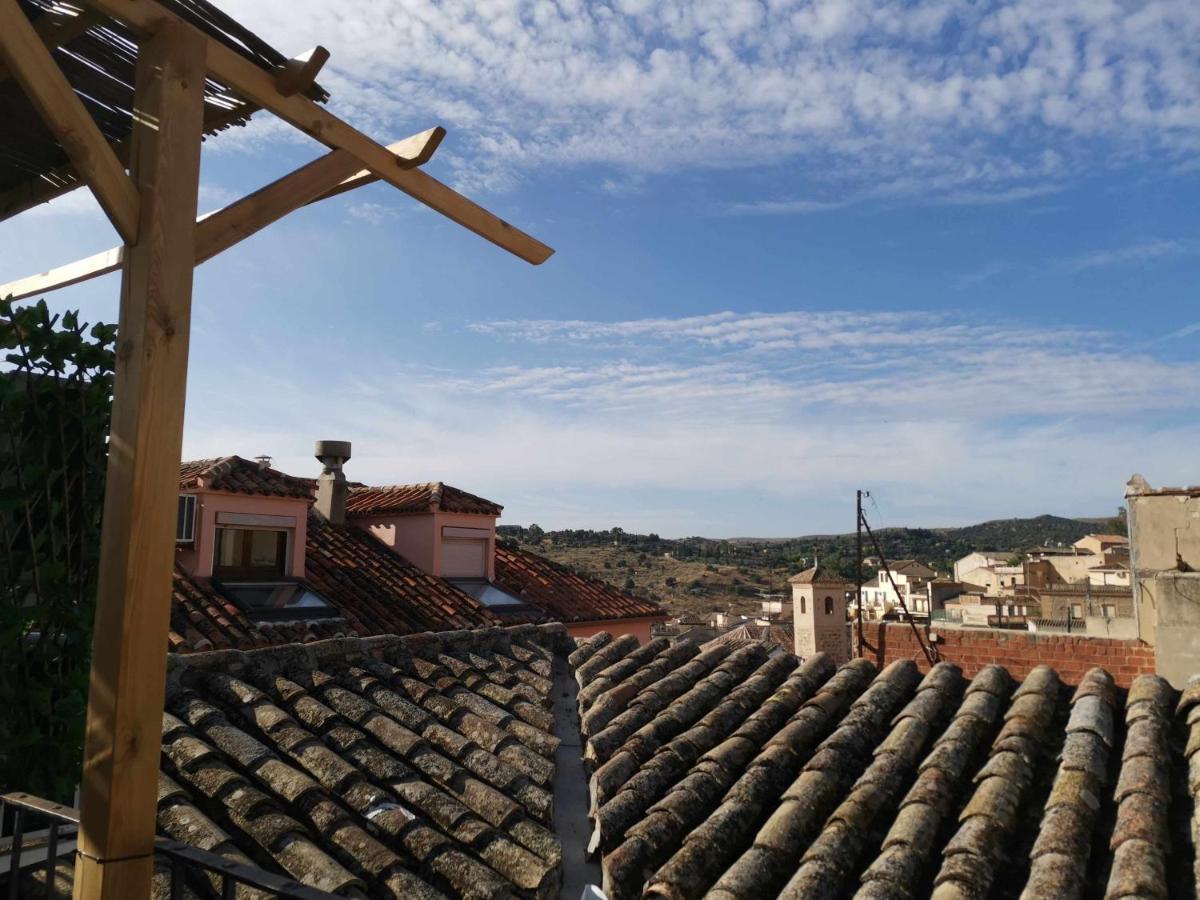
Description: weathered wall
xmin=1128 ymin=490 xmax=1200 ymax=571
xmin=793 ymin=583 xmax=850 ymax=664
xmin=1144 ymin=572 xmax=1200 ymax=688
xmin=864 ymin=622 xmax=1155 ymax=688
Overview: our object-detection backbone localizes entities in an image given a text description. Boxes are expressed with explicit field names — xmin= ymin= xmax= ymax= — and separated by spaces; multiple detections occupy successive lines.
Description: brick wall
xmin=865 ymin=622 xmax=1155 ymax=688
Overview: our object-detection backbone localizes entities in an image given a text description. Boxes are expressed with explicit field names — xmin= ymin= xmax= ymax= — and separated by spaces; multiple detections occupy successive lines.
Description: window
xmin=799 ymin=596 xmax=806 ymax=615
xmin=1071 ymin=603 xmax=1083 ymax=619
xmin=213 ymin=527 xmax=287 ymax=578
xmin=442 ymin=527 xmax=491 ymax=578
xmin=1101 ymin=604 xmax=1116 ymax=618
xmin=216 ymin=580 xmax=338 ymax=620
xmin=449 ymin=579 xmax=525 ymax=609
xmin=824 ymin=596 xmax=834 ymax=615
xmin=176 ymin=495 xmax=197 ymax=543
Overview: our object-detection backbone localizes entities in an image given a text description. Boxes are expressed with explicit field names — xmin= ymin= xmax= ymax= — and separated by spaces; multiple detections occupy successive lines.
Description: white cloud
xmin=1062 ymin=238 xmax=1194 ymax=271
xmin=182 ymin=307 xmax=1200 ymax=533
xmin=211 ymin=0 xmax=1200 ymax=202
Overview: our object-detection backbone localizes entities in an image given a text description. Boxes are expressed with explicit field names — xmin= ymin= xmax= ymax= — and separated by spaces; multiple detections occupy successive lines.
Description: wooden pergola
xmin=0 ymin=1 xmax=552 ymax=897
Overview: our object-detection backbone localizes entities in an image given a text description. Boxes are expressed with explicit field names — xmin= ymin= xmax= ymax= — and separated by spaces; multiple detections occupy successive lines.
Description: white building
xmin=859 ymin=559 xmax=938 ymax=618
xmin=953 ymin=551 xmax=1011 ymax=582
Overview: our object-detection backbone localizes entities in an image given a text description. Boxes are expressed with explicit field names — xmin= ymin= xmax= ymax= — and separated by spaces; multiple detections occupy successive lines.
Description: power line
xmin=857 ymin=489 xmax=938 ymax=666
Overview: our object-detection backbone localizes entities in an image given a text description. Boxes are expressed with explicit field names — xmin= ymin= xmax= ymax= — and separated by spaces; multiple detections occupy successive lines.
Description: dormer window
xmin=213 ymin=526 xmax=288 ymax=579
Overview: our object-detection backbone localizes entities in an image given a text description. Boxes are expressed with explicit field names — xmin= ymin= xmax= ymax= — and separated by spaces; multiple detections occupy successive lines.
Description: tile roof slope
xmin=494 ymin=541 xmax=668 ymax=623
xmin=567 ymin=632 xmax=1197 ymax=899
xmin=345 ymin=483 xmax=503 ymax=517
xmin=180 ymin=456 xmax=314 ymax=499
xmin=169 ymin=512 xmax=502 ymax=654
xmin=158 ymin=624 xmax=572 ymax=899
xmin=304 ymin=512 xmax=503 ymax=636
xmin=169 ymin=564 xmax=351 ymax=653
xmin=788 ymin=564 xmax=850 ymax=585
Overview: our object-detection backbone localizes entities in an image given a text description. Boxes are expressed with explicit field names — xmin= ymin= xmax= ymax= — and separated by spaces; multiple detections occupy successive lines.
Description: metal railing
xmin=1 ymin=792 xmax=339 ymax=900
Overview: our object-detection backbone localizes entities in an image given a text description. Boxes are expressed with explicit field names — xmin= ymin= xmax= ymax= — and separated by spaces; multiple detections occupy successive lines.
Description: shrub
xmin=0 ymin=298 xmax=114 ymax=802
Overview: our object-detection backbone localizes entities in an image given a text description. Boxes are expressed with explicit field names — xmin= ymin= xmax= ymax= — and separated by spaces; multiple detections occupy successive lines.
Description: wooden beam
xmin=0 ymin=7 xmax=105 ymax=83
xmin=0 ymin=0 xmax=140 ymax=243
xmin=80 ymin=0 xmax=554 ymax=265
xmin=194 ymin=129 xmax=443 ymax=262
xmin=276 ymin=45 xmax=329 ymax=97
xmin=72 ymin=19 xmax=207 ymax=900
xmin=0 ymin=129 xmax=444 ymax=301
xmin=0 ymin=247 xmax=125 ymax=302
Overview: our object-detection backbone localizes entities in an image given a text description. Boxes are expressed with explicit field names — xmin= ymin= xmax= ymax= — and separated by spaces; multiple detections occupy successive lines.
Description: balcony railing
xmin=1 ymin=792 xmax=339 ymax=899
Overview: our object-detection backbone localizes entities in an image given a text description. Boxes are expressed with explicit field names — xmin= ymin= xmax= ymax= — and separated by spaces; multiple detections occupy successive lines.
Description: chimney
xmin=314 ymin=440 xmax=351 ymax=525
xmin=254 ymin=454 xmax=272 ymax=469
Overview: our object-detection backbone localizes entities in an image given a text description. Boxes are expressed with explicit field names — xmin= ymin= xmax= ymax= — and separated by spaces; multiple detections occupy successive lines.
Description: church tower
xmin=790 ymin=564 xmax=851 ymax=664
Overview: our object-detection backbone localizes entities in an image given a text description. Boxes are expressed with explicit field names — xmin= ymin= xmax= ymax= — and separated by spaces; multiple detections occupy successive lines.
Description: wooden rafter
xmin=0 ymin=0 xmax=140 ymax=243
xmin=0 ymin=128 xmax=445 ymax=301
xmin=79 ymin=0 xmax=553 ymax=264
xmin=0 ymin=6 xmax=106 ymax=83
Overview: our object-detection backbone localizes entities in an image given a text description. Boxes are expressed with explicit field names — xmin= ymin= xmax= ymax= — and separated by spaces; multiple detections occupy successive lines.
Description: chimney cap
xmin=315 ymin=440 xmax=352 ymax=464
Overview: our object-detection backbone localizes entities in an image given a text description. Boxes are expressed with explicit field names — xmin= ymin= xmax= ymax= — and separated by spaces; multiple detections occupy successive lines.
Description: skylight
xmin=449 ymin=579 xmax=526 ymax=609
xmin=215 ymin=579 xmax=339 ymax=621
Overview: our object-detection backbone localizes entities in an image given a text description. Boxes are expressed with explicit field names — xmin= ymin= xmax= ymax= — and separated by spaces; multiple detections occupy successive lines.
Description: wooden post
xmin=72 ymin=20 xmax=206 ymax=900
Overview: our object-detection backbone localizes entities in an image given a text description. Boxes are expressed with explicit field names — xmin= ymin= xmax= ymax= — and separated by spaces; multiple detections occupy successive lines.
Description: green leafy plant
xmin=0 ymin=297 xmax=114 ymax=802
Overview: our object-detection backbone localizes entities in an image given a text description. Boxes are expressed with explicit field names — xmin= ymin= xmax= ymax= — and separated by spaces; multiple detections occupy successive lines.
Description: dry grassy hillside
xmin=510 ymin=540 xmax=792 ymax=619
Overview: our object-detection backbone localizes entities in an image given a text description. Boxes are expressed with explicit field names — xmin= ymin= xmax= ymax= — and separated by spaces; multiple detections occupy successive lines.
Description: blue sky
xmin=3 ymin=0 xmax=1199 ymax=536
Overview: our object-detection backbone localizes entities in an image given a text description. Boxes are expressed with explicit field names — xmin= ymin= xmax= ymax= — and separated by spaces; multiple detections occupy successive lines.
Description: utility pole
xmin=856 ymin=489 xmax=865 ymax=657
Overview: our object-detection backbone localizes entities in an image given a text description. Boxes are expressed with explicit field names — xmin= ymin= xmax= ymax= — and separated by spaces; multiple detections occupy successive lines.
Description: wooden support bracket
xmin=0 ymin=129 xmax=444 ymax=301
xmin=79 ymin=0 xmax=553 ymax=264
xmin=276 ymin=45 xmax=329 ymax=97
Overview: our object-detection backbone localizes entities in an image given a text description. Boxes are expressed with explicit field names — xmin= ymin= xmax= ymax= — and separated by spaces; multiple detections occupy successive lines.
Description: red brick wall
xmin=865 ymin=623 xmax=1155 ymax=688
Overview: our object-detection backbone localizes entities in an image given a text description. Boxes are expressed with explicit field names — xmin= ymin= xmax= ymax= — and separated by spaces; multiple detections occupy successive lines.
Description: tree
xmin=0 ymin=298 xmax=115 ymax=802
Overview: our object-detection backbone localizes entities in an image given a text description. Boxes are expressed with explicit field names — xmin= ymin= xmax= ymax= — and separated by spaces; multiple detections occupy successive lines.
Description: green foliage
xmin=0 ymin=298 xmax=114 ymax=802
xmin=499 ymin=512 xmax=1109 ymax=582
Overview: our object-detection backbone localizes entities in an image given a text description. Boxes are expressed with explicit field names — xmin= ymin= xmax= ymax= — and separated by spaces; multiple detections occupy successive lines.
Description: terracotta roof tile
xmin=345 ymin=483 xmax=503 ymax=517
xmin=159 ymin=624 xmax=571 ymax=899
xmin=788 ymin=564 xmax=851 ymax=585
xmin=303 ymin=512 xmax=502 ymax=636
xmin=576 ymin=633 xmax=1195 ymax=900
xmin=169 ymin=565 xmax=350 ymax=654
xmin=494 ymin=541 xmax=667 ymax=624
xmin=179 ymin=456 xmax=314 ymax=499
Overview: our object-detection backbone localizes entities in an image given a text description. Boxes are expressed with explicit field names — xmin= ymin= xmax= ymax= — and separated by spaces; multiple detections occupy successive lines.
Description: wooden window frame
xmin=212 ymin=526 xmax=289 ymax=579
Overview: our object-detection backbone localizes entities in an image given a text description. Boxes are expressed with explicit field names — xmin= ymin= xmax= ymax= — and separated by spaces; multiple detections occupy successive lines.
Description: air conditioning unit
xmin=176 ymin=494 xmax=197 ymax=544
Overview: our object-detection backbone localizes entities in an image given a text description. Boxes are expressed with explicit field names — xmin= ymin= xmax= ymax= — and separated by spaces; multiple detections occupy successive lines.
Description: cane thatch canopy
xmin=0 ymin=0 xmax=326 ymax=220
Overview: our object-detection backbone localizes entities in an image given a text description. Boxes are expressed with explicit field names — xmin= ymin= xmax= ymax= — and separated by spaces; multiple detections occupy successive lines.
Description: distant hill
xmin=498 ymin=513 xmax=1125 ymax=618
xmin=936 ymin=514 xmax=1111 ymax=551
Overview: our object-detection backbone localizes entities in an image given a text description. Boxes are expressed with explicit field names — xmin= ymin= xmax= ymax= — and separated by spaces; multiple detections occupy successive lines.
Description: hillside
xmin=498 ymin=513 xmax=1125 ymax=619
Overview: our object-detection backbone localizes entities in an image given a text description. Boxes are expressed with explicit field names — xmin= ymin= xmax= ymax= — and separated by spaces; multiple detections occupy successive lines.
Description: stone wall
xmin=863 ymin=622 xmax=1156 ymax=688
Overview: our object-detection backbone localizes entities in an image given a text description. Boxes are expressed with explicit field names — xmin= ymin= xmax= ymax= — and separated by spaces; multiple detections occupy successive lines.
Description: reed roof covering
xmin=0 ymin=0 xmax=328 ymax=220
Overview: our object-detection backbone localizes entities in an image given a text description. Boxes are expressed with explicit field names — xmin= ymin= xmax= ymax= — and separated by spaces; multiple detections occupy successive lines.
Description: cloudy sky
xmin=3 ymin=0 xmax=1199 ymax=535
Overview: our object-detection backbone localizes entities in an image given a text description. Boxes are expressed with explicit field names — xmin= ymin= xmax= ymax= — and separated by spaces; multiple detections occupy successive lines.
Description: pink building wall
xmin=176 ymin=490 xmax=310 ymax=578
xmin=358 ymin=510 xmax=497 ymax=579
